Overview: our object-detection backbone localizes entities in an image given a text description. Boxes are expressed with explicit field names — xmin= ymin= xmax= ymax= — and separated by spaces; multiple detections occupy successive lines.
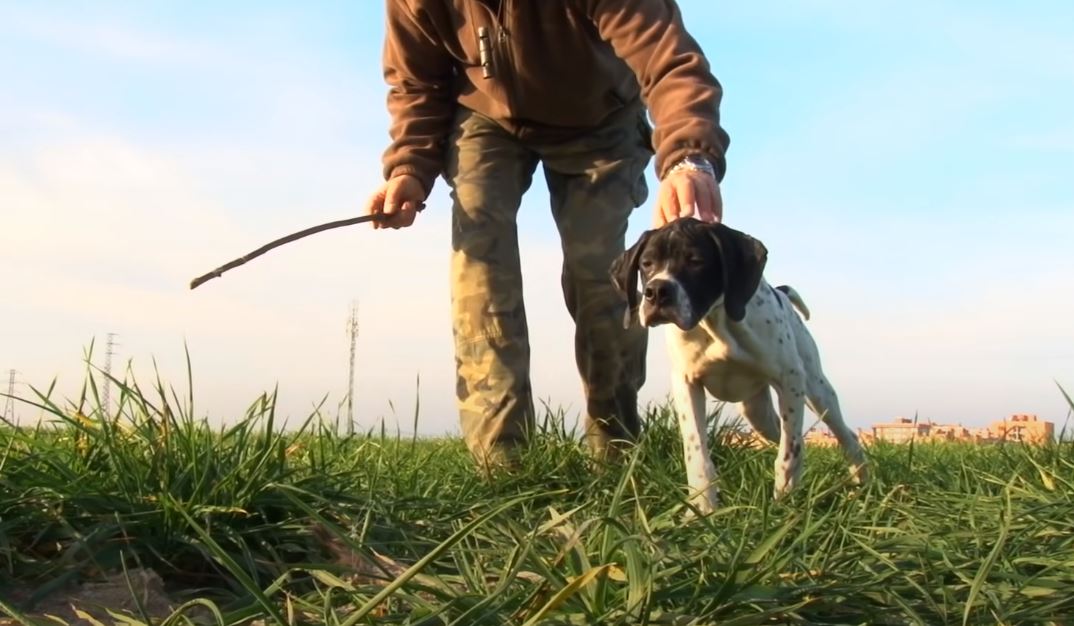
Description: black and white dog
xmin=611 ymin=218 xmax=867 ymax=513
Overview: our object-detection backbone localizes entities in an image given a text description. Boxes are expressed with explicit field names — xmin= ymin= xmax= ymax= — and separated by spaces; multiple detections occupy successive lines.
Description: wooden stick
xmin=189 ymin=205 xmax=425 ymax=290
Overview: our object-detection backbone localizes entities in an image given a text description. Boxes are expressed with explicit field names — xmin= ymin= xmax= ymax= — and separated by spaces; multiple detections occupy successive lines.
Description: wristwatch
xmin=665 ymin=154 xmax=716 ymax=180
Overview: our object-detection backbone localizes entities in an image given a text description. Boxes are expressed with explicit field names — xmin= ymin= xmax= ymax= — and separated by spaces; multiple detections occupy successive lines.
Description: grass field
xmin=1 ymin=365 xmax=1073 ymax=625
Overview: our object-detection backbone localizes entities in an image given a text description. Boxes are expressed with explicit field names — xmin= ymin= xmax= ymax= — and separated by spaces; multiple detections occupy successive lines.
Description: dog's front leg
xmin=773 ymin=370 xmax=807 ymax=500
xmin=671 ymin=372 xmax=720 ymax=514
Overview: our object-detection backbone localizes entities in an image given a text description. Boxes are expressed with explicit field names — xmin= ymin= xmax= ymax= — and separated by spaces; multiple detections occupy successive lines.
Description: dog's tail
xmin=775 ymin=285 xmax=811 ymax=321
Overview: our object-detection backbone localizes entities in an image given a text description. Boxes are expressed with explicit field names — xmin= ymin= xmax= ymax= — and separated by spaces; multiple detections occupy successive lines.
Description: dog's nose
xmin=644 ymin=279 xmax=673 ymax=306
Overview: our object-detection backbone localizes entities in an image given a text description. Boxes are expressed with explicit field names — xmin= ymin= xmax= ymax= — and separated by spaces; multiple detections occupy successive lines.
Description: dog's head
xmin=610 ymin=218 xmax=768 ymax=330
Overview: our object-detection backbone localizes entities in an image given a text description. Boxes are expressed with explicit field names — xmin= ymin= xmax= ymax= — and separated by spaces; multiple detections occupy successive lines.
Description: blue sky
xmin=1 ymin=1 xmax=1071 ymax=435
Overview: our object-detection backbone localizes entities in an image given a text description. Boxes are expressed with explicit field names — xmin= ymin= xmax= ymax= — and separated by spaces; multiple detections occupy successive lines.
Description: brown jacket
xmin=382 ymin=0 xmax=730 ymax=195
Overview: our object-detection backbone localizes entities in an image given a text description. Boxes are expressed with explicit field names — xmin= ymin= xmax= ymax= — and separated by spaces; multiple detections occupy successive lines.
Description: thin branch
xmin=189 ymin=206 xmax=425 ymax=290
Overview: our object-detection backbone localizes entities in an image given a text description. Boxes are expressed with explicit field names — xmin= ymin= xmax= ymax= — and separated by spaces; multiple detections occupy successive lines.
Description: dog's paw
xmin=684 ymin=489 xmax=720 ymax=520
xmin=772 ymin=475 xmax=798 ymax=501
xmin=849 ymin=462 xmax=869 ymax=485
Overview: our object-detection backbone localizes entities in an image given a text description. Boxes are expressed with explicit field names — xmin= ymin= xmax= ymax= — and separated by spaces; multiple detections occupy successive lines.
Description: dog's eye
xmin=688 ymin=256 xmax=705 ymax=267
xmin=640 ymin=258 xmax=654 ymax=271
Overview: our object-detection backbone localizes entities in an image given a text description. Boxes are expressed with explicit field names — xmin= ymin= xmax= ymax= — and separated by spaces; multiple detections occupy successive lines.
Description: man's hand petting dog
xmin=654 ymin=166 xmax=722 ymax=228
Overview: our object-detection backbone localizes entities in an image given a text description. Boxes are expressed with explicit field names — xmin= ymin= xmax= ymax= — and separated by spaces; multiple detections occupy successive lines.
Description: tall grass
xmin=1 ymin=361 xmax=1073 ymax=624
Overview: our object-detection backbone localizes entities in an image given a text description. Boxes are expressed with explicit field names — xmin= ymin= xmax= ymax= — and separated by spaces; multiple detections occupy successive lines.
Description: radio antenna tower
xmin=3 ymin=369 xmax=16 ymax=424
xmin=102 ymin=333 xmax=119 ymax=416
xmin=346 ymin=302 xmax=360 ymax=435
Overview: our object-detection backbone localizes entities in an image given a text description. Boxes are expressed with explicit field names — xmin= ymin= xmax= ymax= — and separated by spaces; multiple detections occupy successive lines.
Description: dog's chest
xmin=666 ymin=326 xmax=766 ymax=402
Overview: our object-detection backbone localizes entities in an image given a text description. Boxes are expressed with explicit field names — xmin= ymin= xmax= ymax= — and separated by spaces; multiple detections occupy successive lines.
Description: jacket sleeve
xmin=584 ymin=0 xmax=730 ymax=181
xmin=381 ymin=2 xmax=456 ymax=195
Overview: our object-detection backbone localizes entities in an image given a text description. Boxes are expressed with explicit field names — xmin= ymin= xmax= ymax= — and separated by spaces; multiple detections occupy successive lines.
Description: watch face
xmin=683 ymin=156 xmax=714 ymax=173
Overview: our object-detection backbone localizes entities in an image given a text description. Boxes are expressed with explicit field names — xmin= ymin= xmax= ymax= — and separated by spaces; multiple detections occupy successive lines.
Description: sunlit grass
xmin=1 ymin=357 xmax=1072 ymax=624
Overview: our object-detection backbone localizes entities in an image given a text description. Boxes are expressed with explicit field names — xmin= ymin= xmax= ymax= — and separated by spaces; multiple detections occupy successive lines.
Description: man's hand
xmin=653 ymin=162 xmax=723 ymax=228
xmin=363 ymin=174 xmax=426 ymax=230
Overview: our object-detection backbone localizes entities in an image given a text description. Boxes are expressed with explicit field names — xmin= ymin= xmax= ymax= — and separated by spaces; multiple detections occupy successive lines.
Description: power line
xmin=346 ymin=302 xmax=359 ymax=435
xmin=102 ymin=333 xmax=119 ymax=416
xmin=3 ymin=369 xmax=16 ymax=424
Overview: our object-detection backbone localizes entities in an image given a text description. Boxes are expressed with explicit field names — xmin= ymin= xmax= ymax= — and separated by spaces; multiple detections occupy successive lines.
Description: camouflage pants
xmin=444 ymin=102 xmax=653 ymax=465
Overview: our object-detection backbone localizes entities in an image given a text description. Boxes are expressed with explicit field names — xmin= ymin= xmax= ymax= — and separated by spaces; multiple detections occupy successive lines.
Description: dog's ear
xmin=707 ymin=223 xmax=768 ymax=322
xmin=610 ymin=230 xmax=654 ymax=329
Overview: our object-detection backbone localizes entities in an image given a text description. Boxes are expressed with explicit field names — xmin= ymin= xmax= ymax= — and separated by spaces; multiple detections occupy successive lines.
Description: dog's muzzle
xmin=640 ymin=277 xmax=698 ymax=330
xmin=644 ymin=279 xmax=674 ymax=307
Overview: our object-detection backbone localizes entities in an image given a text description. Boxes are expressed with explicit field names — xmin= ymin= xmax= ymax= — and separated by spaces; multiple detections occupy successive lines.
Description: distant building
xmin=804 ymin=428 xmax=839 ymax=447
xmin=865 ymin=413 xmax=1054 ymax=446
xmin=721 ymin=428 xmax=769 ymax=449
xmin=872 ymin=417 xmax=931 ymax=444
xmin=926 ymin=423 xmax=972 ymax=442
xmin=725 ymin=413 xmax=1055 ymax=450
xmin=969 ymin=427 xmax=1000 ymax=444
xmin=989 ymin=413 xmax=1054 ymax=444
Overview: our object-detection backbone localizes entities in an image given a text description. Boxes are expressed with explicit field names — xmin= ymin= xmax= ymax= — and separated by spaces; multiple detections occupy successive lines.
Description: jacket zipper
xmin=500 ymin=0 xmax=518 ymax=119
xmin=475 ymin=0 xmax=517 ymax=119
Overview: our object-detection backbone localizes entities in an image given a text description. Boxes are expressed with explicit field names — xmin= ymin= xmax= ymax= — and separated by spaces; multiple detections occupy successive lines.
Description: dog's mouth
xmin=640 ymin=304 xmax=702 ymax=330
xmin=638 ymin=279 xmax=702 ymax=330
